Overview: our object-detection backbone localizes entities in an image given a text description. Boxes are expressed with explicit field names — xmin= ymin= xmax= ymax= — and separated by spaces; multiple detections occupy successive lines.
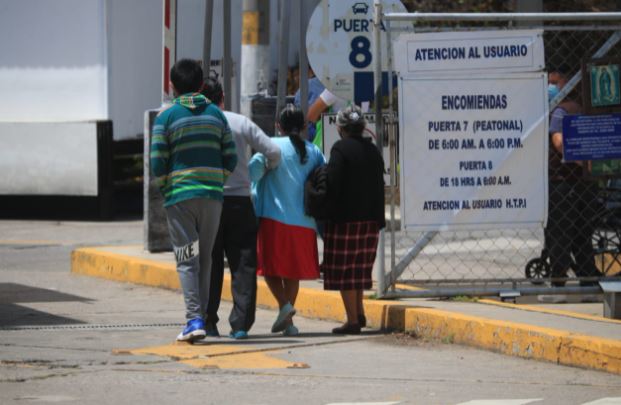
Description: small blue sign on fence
xmin=562 ymin=114 xmax=621 ymax=161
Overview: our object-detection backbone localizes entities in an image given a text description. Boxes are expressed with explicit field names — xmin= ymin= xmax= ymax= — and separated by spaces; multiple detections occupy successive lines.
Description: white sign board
xmin=306 ymin=0 xmax=409 ymax=104
xmin=398 ymin=73 xmax=548 ymax=230
xmin=321 ymin=112 xmax=395 ymax=184
xmin=394 ymin=30 xmax=544 ymax=75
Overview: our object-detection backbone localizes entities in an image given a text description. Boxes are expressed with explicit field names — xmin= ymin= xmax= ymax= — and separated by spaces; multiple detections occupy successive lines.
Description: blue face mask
xmin=548 ymin=84 xmax=559 ymax=100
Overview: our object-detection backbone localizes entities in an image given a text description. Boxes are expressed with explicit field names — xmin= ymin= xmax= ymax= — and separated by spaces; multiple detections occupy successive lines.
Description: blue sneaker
xmin=229 ymin=330 xmax=248 ymax=340
xmin=176 ymin=318 xmax=206 ymax=342
xmin=271 ymin=303 xmax=296 ymax=333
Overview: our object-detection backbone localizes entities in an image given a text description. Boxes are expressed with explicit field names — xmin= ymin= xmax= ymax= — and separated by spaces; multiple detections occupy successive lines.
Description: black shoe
xmin=204 ymin=321 xmax=220 ymax=337
xmin=358 ymin=315 xmax=367 ymax=328
xmin=332 ymin=323 xmax=361 ymax=335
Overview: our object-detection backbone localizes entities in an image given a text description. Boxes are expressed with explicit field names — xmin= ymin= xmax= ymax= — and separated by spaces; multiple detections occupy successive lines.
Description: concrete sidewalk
xmin=71 ymin=245 xmax=621 ymax=375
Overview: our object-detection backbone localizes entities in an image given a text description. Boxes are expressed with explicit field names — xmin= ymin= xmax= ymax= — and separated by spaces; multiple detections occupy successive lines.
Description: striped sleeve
xmin=151 ymin=113 xmax=170 ymax=190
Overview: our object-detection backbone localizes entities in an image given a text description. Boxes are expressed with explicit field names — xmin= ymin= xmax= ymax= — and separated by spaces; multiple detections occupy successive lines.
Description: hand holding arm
xmin=248 ymin=153 xmax=268 ymax=182
xmin=246 ymin=118 xmax=281 ymax=169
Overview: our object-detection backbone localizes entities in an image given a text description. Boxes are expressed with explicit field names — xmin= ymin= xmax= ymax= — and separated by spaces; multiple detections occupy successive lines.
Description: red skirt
xmin=321 ymin=221 xmax=379 ymax=291
xmin=256 ymin=218 xmax=319 ymax=280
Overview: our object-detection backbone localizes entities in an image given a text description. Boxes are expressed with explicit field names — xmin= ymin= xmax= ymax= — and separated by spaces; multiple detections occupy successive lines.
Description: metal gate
xmin=372 ymin=9 xmax=621 ymax=299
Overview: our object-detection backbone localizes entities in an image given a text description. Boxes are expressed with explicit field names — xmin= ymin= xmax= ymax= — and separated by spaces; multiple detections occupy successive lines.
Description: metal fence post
xmin=385 ymin=18 xmax=397 ymax=293
xmin=374 ymin=0 xmax=386 ymax=297
xmin=275 ymin=0 xmax=291 ymax=131
xmin=299 ymin=0 xmax=309 ymax=118
xmin=223 ymin=0 xmax=233 ymax=111
xmin=202 ymin=0 xmax=214 ymax=78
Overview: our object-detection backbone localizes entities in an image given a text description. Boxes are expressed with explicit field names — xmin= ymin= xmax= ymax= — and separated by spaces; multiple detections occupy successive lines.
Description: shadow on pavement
xmin=0 ymin=303 xmax=87 ymax=328
xmin=0 ymin=283 xmax=92 ymax=327
xmin=0 ymin=283 xmax=94 ymax=304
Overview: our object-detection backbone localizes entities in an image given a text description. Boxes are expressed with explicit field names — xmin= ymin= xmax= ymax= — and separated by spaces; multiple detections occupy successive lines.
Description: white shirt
xmin=223 ymin=111 xmax=281 ymax=197
xmin=319 ymin=89 xmax=348 ymax=113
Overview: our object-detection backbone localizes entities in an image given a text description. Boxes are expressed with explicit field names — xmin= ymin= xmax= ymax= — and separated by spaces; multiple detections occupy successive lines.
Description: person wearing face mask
xmin=547 ymin=75 xmax=561 ymax=101
xmin=538 ymin=66 xmax=600 ymax=303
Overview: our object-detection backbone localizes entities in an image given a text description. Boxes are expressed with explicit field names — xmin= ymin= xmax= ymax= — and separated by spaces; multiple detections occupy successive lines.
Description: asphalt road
xmin=1 ymin=219 xmax=620 ymax=405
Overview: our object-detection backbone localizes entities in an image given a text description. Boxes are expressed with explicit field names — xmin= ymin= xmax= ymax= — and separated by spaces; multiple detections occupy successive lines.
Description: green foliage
xmin=442 ymin=333 xmax=455 ymax=344
xmin=401 ymin=0 xmax=512 ymax=13
xmin=449 ymin=295 xmax=480 ymax=302
xmin=400 ymin=0 xmax=621 ymax=12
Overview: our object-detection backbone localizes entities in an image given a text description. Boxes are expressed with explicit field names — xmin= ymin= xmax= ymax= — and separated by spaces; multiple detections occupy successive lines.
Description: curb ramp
xmin=72 ymin=246 xmax=621 ymax=375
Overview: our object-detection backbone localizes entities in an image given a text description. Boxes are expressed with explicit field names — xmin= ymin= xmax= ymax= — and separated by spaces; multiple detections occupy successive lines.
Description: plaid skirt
xmin=321 ymin=221 xmax=379 ymax=291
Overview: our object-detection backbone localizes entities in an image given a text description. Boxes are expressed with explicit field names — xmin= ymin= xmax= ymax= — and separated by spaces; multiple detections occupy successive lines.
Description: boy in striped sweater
xmin=151 ymin=59 xmax=237 ymax=342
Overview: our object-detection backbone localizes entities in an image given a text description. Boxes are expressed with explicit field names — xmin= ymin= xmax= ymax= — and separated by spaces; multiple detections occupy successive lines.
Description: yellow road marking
xmin=115 ymin=343 xmax=308 ymax=370
xmin=394 ymin=283 xmax=425 ymax=291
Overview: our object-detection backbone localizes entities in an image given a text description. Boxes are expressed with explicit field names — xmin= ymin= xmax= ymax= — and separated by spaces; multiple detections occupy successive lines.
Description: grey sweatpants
xmin=166 ymin=198 xmax=222 ymax=321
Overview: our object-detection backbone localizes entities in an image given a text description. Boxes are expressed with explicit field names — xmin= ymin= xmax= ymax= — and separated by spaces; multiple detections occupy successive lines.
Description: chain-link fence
xmin=376 ymin=12 xmax=621 ymax=299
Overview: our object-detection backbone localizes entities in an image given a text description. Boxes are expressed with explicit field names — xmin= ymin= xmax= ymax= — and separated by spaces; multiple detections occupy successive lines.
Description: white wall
xmin=0 ymin=122 xmax=99 ymax=196
xmin=106 ymin=0 xmax=162 ymax=140
xmin=0 ymin=0 xmax=320 ymax=128
xmin=0 ymin=0 xmax=108 ymax=122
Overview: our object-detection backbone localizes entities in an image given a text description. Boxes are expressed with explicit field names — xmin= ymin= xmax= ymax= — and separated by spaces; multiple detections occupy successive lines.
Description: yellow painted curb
xmin=403 ymin=306 xmax=621 ymax=375
xmin=71 ymin=248 xmax=180 ymax=290
xmin=72 ymin=247 xmax=621 ymax=375
xmin=478 ymin=298 xmax=621 ymax=325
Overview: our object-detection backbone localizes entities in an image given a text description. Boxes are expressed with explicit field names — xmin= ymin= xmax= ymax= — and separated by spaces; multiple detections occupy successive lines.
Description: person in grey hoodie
xmin=201 ymin=77 xmax=281 ymax=339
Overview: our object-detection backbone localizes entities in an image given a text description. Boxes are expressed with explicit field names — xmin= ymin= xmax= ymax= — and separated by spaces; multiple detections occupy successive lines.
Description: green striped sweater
xmin=151 ymin=94 xmax=237 ymax=207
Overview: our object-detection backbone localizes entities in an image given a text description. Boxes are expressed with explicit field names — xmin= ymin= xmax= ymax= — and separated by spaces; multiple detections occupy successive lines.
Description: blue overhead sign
xmin=563 ymin=114 xmax=621 ymax=161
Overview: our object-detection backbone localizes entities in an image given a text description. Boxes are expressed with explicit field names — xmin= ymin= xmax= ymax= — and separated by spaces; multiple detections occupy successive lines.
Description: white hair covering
xmin=336 ymin=105 xmax=366 ymax=129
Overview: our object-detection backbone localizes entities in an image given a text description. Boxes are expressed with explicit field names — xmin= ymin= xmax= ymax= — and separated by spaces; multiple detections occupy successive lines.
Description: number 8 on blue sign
xmin=349 ymin=36 xmax=372 ymax=68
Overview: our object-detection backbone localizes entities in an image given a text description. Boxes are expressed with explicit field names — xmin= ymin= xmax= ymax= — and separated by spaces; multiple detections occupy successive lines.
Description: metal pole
xmin=241 ymin=0 xmax=270 ymax=118
xmin=373 ymin=0 xmax=386 ymax=297
xmin=516 ymin=0 xmax=543 ymax=26
xmin=202 ymin=0 xmax=214 ymax=78
xmin=299 ymin=0 xmax=309 ymax=118
xmin=383 ymin=12 xmax=621 ymax=22
xmin=275 ymin=0 xmax=291 ymax=133
xmin=223 ymin=0 xmax=232 ymax=111
xmin=386 ymin=19 xmax=397 ymax=292
xmin=383 ymin=285 xmax=602 ymax=300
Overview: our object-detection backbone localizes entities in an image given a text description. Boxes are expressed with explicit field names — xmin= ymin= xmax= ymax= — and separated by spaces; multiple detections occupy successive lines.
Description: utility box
xmin=601 ymin=281 xmax=621 ymax=319
xmin=143 ymin=110 xmax=172 ymax=252
xmin=250 ymin=96 xmax=295 ymax=136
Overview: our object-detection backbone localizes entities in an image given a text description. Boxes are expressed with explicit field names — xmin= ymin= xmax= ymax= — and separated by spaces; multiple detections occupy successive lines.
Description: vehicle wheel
xmin=525 ymin=257 xmax=550 ymax=285
xmin=592 ymin=228 xmax=621 ymax=276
